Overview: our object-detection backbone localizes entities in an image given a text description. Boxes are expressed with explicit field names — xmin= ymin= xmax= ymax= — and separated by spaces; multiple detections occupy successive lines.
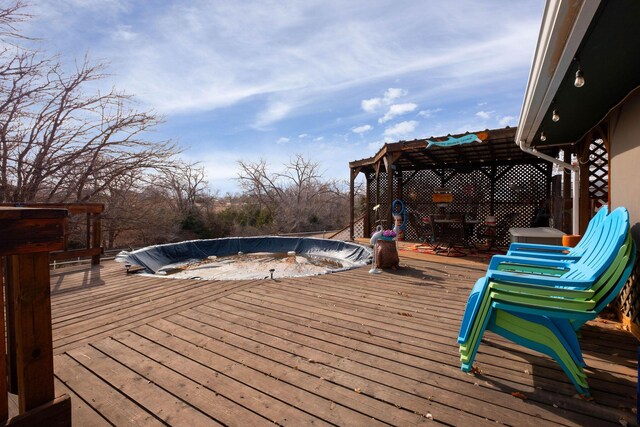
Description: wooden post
xmin=578 ymin=137 xmax=592 ymax=234
xmin=349 ymin=168 xmax=356 ymax=240
xmin=91 ymin=213 xmax=101 ymax=265
xmin=364 ymin=174 xmax=371 ymax=237
xmin=0 ymin=207 xmax=71 ymax=425
xmin=7 ymin=253 xmax=55 ymax=412
xmin=0 ymin=259 xmax=7 ymax=422
xmin=384 ymin=154 xmax=395 ymax=229
xmin=563 ymin=149 xmax=573 ymax=233
xmin=375 ymin=162 xmax=381 ymax=228
xmin=490 ymin=165 xmax=496 ymax=215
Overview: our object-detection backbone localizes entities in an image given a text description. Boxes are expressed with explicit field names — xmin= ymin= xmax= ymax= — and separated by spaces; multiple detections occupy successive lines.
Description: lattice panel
xmin=616 ymin=252 xmax=640 ymax=329
xmin=366 ymin=172 xmax=391 ymax=233
xmin=366 ymin=163 xmax=552 ymax=246
xmin=402 ymin=169 xmax=443 ymax=242
xmin=588 ymin=139 xmax=609 ymax=208
xmin=331 ymin=215 xmax=364 ymax=241
xmin=491 ymin=164 xmax=550 ymax=246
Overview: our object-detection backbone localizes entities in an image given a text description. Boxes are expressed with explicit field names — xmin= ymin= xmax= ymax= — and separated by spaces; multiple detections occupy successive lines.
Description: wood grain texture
xmin=49 ymin=258 xmax=638 ymax=426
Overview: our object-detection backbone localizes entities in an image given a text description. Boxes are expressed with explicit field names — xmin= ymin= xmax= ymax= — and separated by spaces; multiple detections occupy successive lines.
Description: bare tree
xmin=237 ymin=154 xmax=347 ymax=233
xmin=156 ymin=161 xmax=208 ymax=215
xmin=0 ymin=4 xmax=179 ymax=203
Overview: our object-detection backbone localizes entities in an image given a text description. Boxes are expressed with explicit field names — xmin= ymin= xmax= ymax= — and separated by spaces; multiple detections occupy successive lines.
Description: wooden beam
xmin=0 ymin=259 xmax=7 ymax=422
xmin=349 ymin=168 xmax=357 ymax=240
xmin=49 ymin=247 xmax=101 ymax=262
xmin=577 ymin=133 xmax=593 ymax=234
xmin=91 ymin=213 xmax=102 ymax=265
xmin=4 ymin=395 xmax=71 ymax=427
xmin=402 ymin=170 xmax=420 ymax=186
xmin=7 ymin=253 xmax=55 ymax=412
xmin=364 ymin=174 xmax=371 ymax=237
xmin=384 ymin=154 xmax=395 ymax=228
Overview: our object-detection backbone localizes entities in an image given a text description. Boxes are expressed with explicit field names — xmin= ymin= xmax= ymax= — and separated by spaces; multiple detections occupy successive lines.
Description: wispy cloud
xmin=24 ymin=0 xmax=545 ymax=192
xmin=384 ymin=120 xmax=418 ymax=138
xmin=498 ymin=115 xmax=516 ymax=126
xmin=379 ymin=102 xmax=417 ymax=123
xmin=418 ymin=108 xmax=442 ymax=118
xmin=361 ymin=87 xmax=408 ymax=113
xmin=361 ymin=98 xmax=383 ymax=113
xmin=254 ymin=101 xmax=294 ymax=129
xmin=352 ymin=124 xmax=373 ymax=134
xmin=276 ymin=137 xmax=290 ymax=144
xmin=475 ymin=110 xmax=494 ymax=120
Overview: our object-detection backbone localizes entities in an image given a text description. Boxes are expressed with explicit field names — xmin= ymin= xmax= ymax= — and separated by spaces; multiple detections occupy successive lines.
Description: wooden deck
xmin=24 ymin=253 xmax=638 ymax=425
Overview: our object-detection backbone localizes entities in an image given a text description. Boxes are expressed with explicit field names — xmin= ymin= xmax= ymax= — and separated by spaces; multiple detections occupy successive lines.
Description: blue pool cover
xmin=115 ymin=236 xmax=372 ymax=275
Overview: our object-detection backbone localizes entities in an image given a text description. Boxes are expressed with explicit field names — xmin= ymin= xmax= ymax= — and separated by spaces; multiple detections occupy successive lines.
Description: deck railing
xmin=0 ymin=203 xmax=104 ymax=265
xmin=0 ymin=206 xmax=71 ymax=425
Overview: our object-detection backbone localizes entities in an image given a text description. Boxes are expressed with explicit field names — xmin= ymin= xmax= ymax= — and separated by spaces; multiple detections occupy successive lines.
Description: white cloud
xmin=361 ymin=87 xmax=409 ymax=113
xmin=298 ymin=133 xmax=308 ymax=138
xmin=314 ymin=136 xmax=324 ymax=141
xmin=25 ymin=1 xmax=545 ymax=192
xmin=498 ymin=115 xmax=516 ymax=127
xmin=384 ymin=88 xmax=407 ymax=102
xmin=378 ymin=102 xmax=417 ymax=123
xmin=276 ymin=137 xmax=290 ymax=144
xmin=418 ymin=108 xmax=442 ymax=118
xmin=475 ymin=110 xmax=493 ymax=120
xmin=361 ymin=98 xmax=383 ymax=113
xmin=383 ymin=120 xmax=418 ymax=137
xmin=111 ymin=25 xmax=137 ymax=41
xmin=352 ymin=124 xmax=373 ymax=134
xmin=254 ymin=101 xmax=294 ymax=128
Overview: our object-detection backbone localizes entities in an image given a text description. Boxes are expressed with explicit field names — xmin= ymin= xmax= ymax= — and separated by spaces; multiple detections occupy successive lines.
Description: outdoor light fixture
xmin=574 ymin=67 xmax=585 ymax=87
xmin=552 ymin=109 xmax=560 ymax=122
xmin=540 ymin=131 xmax=547 ymax=142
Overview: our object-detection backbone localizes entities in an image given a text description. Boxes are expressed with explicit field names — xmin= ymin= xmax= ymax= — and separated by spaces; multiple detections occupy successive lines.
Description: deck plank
xmin=48 ymin=258 xmax=638 ymax=426
xmin=65 ymin=345 xmax=221 ymax=426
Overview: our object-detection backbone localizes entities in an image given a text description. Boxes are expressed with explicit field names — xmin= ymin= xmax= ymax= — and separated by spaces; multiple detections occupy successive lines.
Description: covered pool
xmin=115 ymin=236 xmax=372 ymax=280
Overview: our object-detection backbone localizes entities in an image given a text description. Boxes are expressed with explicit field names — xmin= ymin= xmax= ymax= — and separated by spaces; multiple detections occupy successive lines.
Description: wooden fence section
xmin=0 ymin=203 xmax=103 ymax=265
xmin=0 ymin=207 xmax=71 ymax=426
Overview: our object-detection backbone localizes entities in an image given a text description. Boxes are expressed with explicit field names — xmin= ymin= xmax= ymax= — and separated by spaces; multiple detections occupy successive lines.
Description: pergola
xmin=348 ymin=127 xmax=563 ymax=242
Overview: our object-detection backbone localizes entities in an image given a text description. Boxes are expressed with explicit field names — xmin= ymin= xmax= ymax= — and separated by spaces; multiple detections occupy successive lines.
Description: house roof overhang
xmin=516 ymin=0 xmax=640 ymax=149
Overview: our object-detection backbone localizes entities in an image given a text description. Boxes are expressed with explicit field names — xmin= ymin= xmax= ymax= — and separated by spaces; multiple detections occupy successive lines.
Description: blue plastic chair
xmin=460 ymin=235 xmax=633 ymax=367
xmin=458 ymin=237 xmax=635 ymax=396
xmin=485 ymin=207 xmax=628 ymax=288
xmin=458 ymin=208 xmax=629 ymax=345
xmin=507 ymin=206 xmax=608 ymax=260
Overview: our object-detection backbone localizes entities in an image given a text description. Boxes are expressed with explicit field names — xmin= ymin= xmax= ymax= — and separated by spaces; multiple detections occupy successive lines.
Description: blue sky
xmin=25 ymin=0 xmax=545 ymax=194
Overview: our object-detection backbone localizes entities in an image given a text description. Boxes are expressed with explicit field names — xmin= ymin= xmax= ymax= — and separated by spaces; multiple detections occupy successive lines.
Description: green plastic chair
xmin=458 ymin=208 xmax=629 ymax=348
xmin=458 ymin=237 xmax=635 ymax=396
xmin=461 ymin=235 xmax=632 ymax=362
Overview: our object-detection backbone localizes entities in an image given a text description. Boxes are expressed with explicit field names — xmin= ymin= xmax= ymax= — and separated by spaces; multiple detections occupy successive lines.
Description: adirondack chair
xmin=484 ymin=207 xmax=628 ymax=288
xmin=460 ymin=234 xmax=633 ymax=366
xmin=507 ymin=206 xmax=608 ymax=260
xmin=465 ymin=241 xmax=635 ymax=395
xmin=458 ymin=207 xmax=629 ymax=345
xmin=457 ymin=230 xmax=635 ymax=396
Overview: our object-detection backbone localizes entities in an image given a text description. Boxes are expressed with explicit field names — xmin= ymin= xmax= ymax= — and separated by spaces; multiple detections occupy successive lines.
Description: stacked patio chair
xmin=457 ymin=207 xmax=635 ymax=396
xmin=506 ymin=206 xmax=608 ymax=260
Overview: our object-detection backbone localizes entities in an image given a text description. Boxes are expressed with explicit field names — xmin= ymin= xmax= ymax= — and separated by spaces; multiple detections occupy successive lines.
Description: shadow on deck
xmin=35 ymin=254 xmax=638 ymax=426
